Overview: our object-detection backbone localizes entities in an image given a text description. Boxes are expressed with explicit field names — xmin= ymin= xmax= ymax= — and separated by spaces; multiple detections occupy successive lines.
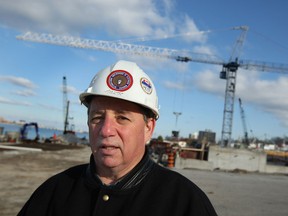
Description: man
xmin=18 ymin=60 xmax=217 ymax=216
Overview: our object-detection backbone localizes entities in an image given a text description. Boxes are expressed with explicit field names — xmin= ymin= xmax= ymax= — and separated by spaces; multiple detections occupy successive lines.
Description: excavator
xmin=19 ymin=122 xmax=40 ymax=142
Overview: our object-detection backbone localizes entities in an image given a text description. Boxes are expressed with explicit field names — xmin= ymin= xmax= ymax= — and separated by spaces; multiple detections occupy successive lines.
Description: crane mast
xmin=17 ymin=28 xmax=288 ymax=147
xmin=238 ymin=98 xmax=249 ymax=146
xmin=220 ymin=62 xmax=238 ymax=146
xmin=62 ymin=76 xmax=69 ymax=134
xmin=220 ymin=26 xmax=248 ymax=147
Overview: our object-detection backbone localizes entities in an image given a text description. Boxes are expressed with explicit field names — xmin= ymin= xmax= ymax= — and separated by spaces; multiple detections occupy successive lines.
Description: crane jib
xmin=16 ymin=29 xmax=288 ymax=147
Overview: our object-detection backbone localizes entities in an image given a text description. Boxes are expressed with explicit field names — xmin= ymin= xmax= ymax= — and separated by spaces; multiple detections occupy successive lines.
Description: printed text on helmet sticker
xmin=106 ymin=70 xmax=133 ymax=92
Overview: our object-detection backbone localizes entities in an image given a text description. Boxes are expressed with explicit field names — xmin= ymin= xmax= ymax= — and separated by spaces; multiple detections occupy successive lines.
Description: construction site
xmin=0 ymin=21 xmax=287 ymax=216
xmin=1 ymin=139 xmax=288 ymax=216
xmin=1 ymin=25 xmax=288 ymax=173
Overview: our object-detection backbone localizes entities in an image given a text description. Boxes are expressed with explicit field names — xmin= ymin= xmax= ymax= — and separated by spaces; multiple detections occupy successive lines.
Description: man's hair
xmin=140 ymin=107 xmax=156 ymax=122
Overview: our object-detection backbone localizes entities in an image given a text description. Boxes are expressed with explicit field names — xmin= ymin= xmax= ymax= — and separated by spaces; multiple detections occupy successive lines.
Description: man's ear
xmin=145 ymin=118 xmax=156 ymax=142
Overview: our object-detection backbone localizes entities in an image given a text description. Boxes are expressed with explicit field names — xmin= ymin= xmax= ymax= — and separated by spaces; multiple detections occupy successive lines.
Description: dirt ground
xmin=0 ymin=143 xmax=288 ymax=216
xmin=0 ymin=143 xmax=91 ymax=216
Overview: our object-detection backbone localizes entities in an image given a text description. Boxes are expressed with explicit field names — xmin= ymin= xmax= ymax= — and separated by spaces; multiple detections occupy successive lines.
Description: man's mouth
xmin=101 ymin=146 xmax=117 ymax=150
xmin=99 ymin=145 xmax=119 ymax=154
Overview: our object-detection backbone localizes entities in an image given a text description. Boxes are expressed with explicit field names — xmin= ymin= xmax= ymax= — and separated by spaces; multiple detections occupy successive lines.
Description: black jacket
xmin=18 ymin=151 xmax=217 ymax=216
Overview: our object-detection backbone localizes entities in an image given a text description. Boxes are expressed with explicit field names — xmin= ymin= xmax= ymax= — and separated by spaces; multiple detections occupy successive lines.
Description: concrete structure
xmin=208 ymin=146 xmax=267 ymax=172
xmin=175 ymin=146 xmax=288 ymax=174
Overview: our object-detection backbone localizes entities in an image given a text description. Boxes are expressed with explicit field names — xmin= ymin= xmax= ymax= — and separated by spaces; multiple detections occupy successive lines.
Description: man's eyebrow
xmin=115 ymin=109 xmax=132 ymax=115
xmin=89 ymin=110 xmax=104 ymax=115
xmin=89 ymin=109 xmax=132 ymax=115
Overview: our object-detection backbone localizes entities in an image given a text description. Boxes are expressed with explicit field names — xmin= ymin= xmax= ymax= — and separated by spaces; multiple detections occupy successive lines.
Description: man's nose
xmin=99 ymin=116 xmax=116 ymax=137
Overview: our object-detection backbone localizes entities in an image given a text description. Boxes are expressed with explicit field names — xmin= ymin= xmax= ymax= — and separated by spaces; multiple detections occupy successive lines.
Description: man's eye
xmin=90 ymin=116 xmax=103 ymax=124
xmin=117 ymin=115 xmax=130 ymax=122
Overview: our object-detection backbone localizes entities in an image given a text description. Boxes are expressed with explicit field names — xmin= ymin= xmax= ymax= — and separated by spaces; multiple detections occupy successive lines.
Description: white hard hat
xmin=79 ymin=60 xmax=159 ymax=119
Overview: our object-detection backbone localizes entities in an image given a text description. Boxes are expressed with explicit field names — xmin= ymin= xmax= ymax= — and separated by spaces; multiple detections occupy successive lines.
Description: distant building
xmin=198 ymin=130 xmax=216 ymax=144
xmin=189 ymin=132 xmax=198 ymax=139
xmin=171 ymin=130 xmax=179 ymax=138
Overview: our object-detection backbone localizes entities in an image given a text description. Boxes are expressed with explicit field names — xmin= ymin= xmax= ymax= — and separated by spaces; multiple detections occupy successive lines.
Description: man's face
xmin=88 ymin=96 xmax=155 ymax=175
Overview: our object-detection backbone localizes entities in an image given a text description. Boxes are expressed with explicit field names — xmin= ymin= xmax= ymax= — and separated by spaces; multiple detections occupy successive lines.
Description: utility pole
xmin=173 ymin=112 xmax=182 ymax=128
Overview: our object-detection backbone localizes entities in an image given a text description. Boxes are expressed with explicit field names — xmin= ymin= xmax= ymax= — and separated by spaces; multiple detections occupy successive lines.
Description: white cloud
xmin=67 ymin=85 xmax=81 ymax=95
xmin=236 ymin=70 xmax=288 ymax=105
xmin=193 ymin=67 xmax=288 ymax=128
xmin=178 ymin=15 xmax=207 ymax=43
xmin=0 ymin=75 xmax=37 ymax=89
xmin=163 ymin=80 xmax=186 ymax=90
xmin=0 ymin=0 xmax=212 ymax=82
xmin=192 ymin=45 xmax=217 ymax=56
xmin=0 ymin=0 xmax=208 ymax=43
xmin=60 ymin=84 xmax=81 ymax=96
xmin=0 ymin=1 xmax=163 ymax=35
xmin=193 ymin=67 xmax=225 ymax=95
xmin=38 ymin=103 xmax=62 ymax=111
xmin=0 ymin=96 xmax=32 ymax=106
xmin=13 ymin=89 xmax=37 ymax=96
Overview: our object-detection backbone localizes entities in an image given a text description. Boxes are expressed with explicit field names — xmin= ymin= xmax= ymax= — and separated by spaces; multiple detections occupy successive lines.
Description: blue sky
xmin=0 ymin=0 xmax=287 ymax=142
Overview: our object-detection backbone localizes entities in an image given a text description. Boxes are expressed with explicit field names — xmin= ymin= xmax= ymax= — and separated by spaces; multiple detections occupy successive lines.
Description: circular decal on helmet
xmin=140 ymin=77 xmax=152 ymax=94
xmin=106 ymin=70 xmax=133 ymax=92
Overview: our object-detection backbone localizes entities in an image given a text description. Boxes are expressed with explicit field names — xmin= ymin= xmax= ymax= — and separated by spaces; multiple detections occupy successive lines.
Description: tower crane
xmin=16 ymin=27 xmax=288 ymax=146
xmin=62 ymin=76 xmax=69 ymax=134
xmin=238 ymin=98 xmax=249 ymax=146
xmin=62 ymin=76 xmax=74 ymax=134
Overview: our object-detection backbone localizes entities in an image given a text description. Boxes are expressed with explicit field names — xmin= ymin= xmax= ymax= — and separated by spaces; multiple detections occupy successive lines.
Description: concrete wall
xmin=175 ymin=146 xmax=288 ymax=174
xmin=175 ymin=154 xmax=214 ymax=171
xmin=262 ymin=164 xmax=288 ymax=174
xmin=208 ymin=146 xmax=267 ymax=172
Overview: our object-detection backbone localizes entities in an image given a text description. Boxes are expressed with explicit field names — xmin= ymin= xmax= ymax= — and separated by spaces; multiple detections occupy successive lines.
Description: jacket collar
xmin=85 ymin=148 xmax=155 ymax=190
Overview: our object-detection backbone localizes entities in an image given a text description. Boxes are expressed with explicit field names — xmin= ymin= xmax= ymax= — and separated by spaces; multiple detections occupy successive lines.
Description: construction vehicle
xmin=16 ymin=26 xmax=288 ymax=146
xmin=19 ymin=122 xmax=40 ymax=142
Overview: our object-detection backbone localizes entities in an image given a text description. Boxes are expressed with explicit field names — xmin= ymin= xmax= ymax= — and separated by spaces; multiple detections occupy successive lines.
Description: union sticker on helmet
xmin=106 ymin=70 xmax=133 ymax=92
xmin=140 ymin=77 xmax=152 ymax=94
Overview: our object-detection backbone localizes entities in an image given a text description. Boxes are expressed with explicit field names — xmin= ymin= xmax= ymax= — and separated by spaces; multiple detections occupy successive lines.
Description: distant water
xmin=0 ymin=123 xmax=89 ymax=140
